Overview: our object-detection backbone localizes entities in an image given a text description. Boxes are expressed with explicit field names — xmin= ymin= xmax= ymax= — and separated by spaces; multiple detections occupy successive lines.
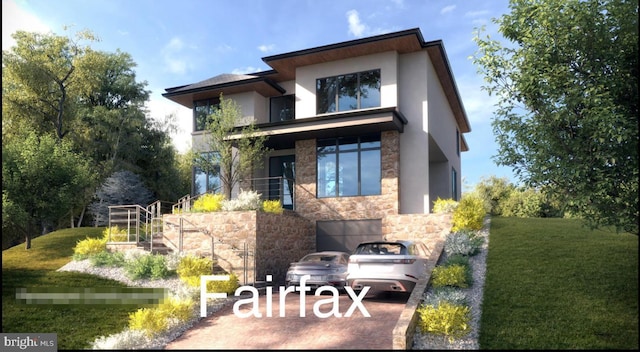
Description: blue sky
xmin=3 ymin=0 xmax=518 ymax=191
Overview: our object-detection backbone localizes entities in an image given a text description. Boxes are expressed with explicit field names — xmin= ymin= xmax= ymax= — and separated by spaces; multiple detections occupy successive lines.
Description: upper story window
xmin=317 ymin=133 xmax=381 ymax=198
xmin=270 ymin=95 xmax=295 ymax=122
xmin=316 ymin=69 xmax=381 ymax=114
xmin=194 ymin=98 xmax=220 ymax=131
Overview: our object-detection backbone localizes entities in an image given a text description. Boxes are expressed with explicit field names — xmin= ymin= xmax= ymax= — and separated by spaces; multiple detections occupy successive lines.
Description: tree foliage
xmin=194 ymin=94 xmax=270 ymax=198
xmin=2 ymin=29 xmax=190 ymax=244
xmin=472 ymin=0 xmax=639 ymax=233
xmin=2 ymin=133 xmax=96 ymax=248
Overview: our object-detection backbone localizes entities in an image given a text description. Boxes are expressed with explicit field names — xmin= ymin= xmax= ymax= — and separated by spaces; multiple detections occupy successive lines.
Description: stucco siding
xmin=294 ymin=51 xmax=399 ymax=118
xmin=398 ymin=51 xmax=430 ymax=214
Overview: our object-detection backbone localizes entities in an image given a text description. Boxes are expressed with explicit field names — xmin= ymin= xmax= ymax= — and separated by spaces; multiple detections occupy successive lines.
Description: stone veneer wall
xmin=383 ymin=212 xmax=453 ymax=250
xmin=161 ymin=210 xmax=313 ymax=285
xmin=294 ymin=130 xmax=400 ymax=224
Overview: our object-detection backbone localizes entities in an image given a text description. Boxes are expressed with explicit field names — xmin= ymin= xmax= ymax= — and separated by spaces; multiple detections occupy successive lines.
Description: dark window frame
xmin=316 ymin=133 xmax=381 ymax=198
xmin=316 ymin=69 xmax=381 ymax=114
xmin=269 ymin=94 xmax=295 ymax=122
xmin=194 ymin=98 xmax=220 ymax=132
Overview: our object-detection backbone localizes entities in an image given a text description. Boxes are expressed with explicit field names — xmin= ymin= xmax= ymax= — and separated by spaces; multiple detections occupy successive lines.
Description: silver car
xmin=347 ymin=240 xmax=431 ymax=294
xmin=285 ymin=251 xmax=351 ymax=291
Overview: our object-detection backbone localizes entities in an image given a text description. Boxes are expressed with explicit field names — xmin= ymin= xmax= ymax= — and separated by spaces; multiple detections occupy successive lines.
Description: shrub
xmin=432 ymin=197 xmax=459 ymax=213
xmin=125 ymin=253 xmax=170 ymax=280
xmin=128 ymin=307 xmax=169 ymax=337
xmin=423 ymin=286 xmax=468 ymax=307
xmin=206 ymin=273 xmax=240 ymax=294
xmin=443 ymin=253 xmax=470 ymax=267
xmin=262 ymin=199 xmax=283 ymax=214
xmin=452 ymin=194 xmax=487 ymax=232
xmin=444 ymin=230 xmax=484 ymax=257
xmin=102 ymin=225 xmax=129 ymax=242
xmin=158 ymin=296 xmax=195 ymax=322
xmin=192 ymin=193 xmax=225 ymax=212
xmin=221 ymin=189 xmax=262 ymax=211
xmin=177 ymin=255 xmax=213 ymax=287
xmin=431 ymin=264 xmax=470 ymax=288
xmin=417 ymin=301 xmax=471 ymax=342
xmin=73 ymin=236 xmax=107 ymax=259
xmin=89 ymin=251 xmax=126 ymax=267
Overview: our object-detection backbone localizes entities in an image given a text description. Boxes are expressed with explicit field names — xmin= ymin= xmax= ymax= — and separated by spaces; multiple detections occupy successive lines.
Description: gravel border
xmin=411 ymin=217 xmax=490 ymax=350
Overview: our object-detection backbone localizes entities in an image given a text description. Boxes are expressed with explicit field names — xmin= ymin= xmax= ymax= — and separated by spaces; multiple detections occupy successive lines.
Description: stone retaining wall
xmin=161 ymin=210 xmax=313 ymax=285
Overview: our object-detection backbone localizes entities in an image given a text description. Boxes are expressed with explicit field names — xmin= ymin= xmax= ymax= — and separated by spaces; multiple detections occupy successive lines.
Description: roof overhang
xmin=225 ymin=107 xmax=408 ymax=149
xmin=163 ymin=76 xmax=285 ymax=108
xmin=262 ymin=28 xmax=471 ymax=134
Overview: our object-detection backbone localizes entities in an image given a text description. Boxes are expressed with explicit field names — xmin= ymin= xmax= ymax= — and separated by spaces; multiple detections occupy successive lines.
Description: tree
xmin=3 ymin=29 xmax=187 ymax=232
xmin=88 ymin=170 xmax=155 ymax=226
xmin=194 ymin=94 xmax=270 ymax=199
xmin=2 ymin=133 xmax=96 ymax=248
xmin=472 ymin=0 xmax=638 ymax=234
xmin=2 ymin=30 xmax=98 ymax=141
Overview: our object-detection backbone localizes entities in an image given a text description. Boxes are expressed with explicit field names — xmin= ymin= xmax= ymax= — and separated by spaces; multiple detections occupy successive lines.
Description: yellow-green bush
xmin=192 ymin=193 xmax=225 ymax=212
xmin=177 ymin=255 xmax=213 ymax=287
xmin=102 ymin=226 xmax=129 ymax=242
xmin=206 ymin=273 xmax=240 ymax=294
xmin=128 ymin=307 xmax=169 ymax=337
xmin=433 ymin=197 xmax=459 ymax=213
xmin=158 ymin=296 xmax=195 ymax=322
xmin=431 ymin=264 xmax=469 ymax=288
xmin=73 ymin=236 xmax=107 ymax=258
xmin=417 ymin=301 xmax=471 ymax=342
xmin=262 ymin=199 xmax=283 ymax=214
xmin=452 ymin=194 xmax=486 ymax=231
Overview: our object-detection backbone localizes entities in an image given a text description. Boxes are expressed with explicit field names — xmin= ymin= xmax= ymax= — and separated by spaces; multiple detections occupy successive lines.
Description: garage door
xmin=316 ymin=219 xmax=382 ymax=253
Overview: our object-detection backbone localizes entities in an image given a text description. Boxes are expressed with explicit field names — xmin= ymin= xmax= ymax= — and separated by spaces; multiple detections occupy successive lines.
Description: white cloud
xmin=346 ymin=10 xmax=366 ymax=37
xmin=257 ymin=44 xmax=275 ymax=53
xmin=161 ymin=37 xmax=189 ymax=75
xmin=440 ymin=5 xmax=456 ymax=14
xmin=2 ymin=0 xmax=51 ymax=50
xmin=147 ymin=93 xmax=192 ymax=153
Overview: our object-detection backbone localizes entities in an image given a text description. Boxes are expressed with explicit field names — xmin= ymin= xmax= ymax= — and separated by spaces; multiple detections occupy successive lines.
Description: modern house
xmin=160 ymin=27 xmax=470 ymax=283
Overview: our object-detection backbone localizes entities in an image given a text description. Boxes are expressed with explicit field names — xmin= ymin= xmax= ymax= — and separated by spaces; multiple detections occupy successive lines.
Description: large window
xmin=194 ymin=98 xmax=220 ymax=131
xmin=317 ymin=134 xmax=381 ymax=197
xmin=316 ymin=69 xmax=381 ymax=114
xmin=270 ymin=95 xmax=295 ymax=122
xmin=194 ymin=152 xmax=221 ymax=195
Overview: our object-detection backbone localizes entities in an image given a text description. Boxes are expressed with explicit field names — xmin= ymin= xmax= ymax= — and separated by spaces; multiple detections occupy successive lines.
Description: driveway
xmin=165 ymin=290 xmax=409 ymax=350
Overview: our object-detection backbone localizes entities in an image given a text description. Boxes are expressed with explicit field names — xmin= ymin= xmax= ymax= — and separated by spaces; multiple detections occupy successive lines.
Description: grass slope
xmin=2 ymin=227 xmax=148 ymax=350
xmin=479 ymin=217 xmax=638 ymax=349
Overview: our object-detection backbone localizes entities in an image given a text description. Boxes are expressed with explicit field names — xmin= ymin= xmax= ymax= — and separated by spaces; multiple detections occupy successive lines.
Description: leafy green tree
xmin=2 ymin=133 xmax=96 ymax=249
xmin=472 ymin=0 xmax=638 ymax=233
xmin=195 ymin=94 xmax=270 ymax=198
xmin=3 ymin=29 xmax=188 ymax=230
xmin=473 ymin=176 xmax=516 ymax=216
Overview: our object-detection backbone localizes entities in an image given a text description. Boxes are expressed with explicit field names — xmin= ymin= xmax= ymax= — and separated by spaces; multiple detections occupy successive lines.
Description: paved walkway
xmin=165 ymin=290 xmax=408 ymax=350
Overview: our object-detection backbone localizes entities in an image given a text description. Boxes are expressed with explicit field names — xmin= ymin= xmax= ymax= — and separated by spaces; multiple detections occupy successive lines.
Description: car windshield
xmin=302 ymin=254 xmax=338 ymax=262
xmin=354 ymin=243 xmax=405 ymax=255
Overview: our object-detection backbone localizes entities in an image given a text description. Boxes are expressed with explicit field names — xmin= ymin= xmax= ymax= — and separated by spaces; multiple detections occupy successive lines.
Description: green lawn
xmin=479 ymin=217 xmax=638 ymax=349
xmin=2 ymin=228 xmax=150 ymax=350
